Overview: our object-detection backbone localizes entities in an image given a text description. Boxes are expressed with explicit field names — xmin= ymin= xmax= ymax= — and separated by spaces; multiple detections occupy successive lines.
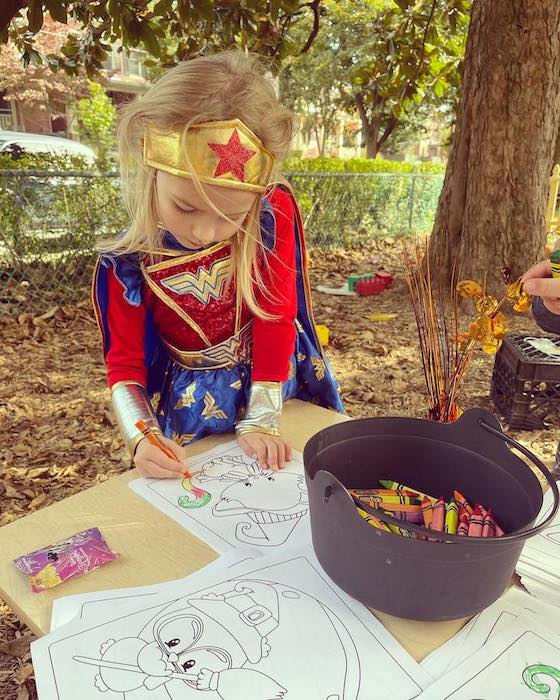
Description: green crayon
xmin=551 ymin=249 xmax=560 ymax=279
xmin=379 ymin=480 xmax=436 ymax=505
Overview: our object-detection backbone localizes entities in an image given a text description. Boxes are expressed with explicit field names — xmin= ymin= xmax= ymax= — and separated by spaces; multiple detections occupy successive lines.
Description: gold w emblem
xmin=161 ymin=257 xmax=231 ymax=304
xmin=311 ymin=356 xmax=326 ymax=381
xmin=172 ymin=431 xmax=196 ymax=446
xmin=175 ymin=382 xmax=197 ymax=410
xmin=202 ymin=392 xmax=227 ymax=420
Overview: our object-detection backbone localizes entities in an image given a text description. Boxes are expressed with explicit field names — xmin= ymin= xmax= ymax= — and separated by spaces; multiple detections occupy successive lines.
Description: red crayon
xmin=457 ymin=511 xmax=469 ymax=536
xmin=495 ymin=521 xmax=505 ymax=537
xmin=467 ymin=504 xmax=484 ymax=537
xmin=421 ymin=496 xmax=433 ymax=529
xmin=482 ymin=509 xmax=497 ymax=538
xmin=430 ymin=497 xmax=446 ymax=532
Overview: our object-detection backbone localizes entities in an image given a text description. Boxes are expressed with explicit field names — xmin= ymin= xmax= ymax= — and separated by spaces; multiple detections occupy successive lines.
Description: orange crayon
xmin=453 ymin=490 xmax=473 ymax=517
xmin=135 ymin=419 xmax=191 ymax=478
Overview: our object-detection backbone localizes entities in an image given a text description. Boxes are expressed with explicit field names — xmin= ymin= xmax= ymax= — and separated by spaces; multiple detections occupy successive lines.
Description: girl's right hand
xmin=133 ymin=435 xmax=187 ymax=478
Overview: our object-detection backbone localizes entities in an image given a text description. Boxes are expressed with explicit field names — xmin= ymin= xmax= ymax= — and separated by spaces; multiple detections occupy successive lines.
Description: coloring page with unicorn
xmin=129 ymin=441 xmax=311 ymax=554
xmin=32 ymin=547 xmax=432 ymax=700
xmin=50 ymin=549 xmax=262 ymax=631
xmin=417 ymin=616 xmax=560 ymax=699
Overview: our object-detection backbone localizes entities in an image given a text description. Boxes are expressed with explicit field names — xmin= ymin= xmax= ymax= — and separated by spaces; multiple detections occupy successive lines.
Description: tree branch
xmin=377 ymin=115 xmax=399 ymax=150
xmin=299 ymin=0 xmax=321 ymax=54
xmin=0 ymin=0 xmax=28 ymax=35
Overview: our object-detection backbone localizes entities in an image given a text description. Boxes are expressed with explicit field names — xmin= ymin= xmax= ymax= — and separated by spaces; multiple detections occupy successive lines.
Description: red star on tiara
xmin=208 ymin=129 xmax=257 ymax=182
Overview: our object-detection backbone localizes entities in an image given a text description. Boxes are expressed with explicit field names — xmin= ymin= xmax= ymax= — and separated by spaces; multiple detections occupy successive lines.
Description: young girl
xmin=93 ymin=51 xmax=343 ymax=479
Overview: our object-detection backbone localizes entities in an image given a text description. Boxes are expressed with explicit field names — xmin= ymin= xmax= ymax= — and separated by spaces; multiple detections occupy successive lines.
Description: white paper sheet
xmin=421 ymin=586 xmax=560 ymax=682
xmin=417 ymin=615 xmax=560 ymax=699
xmin=33 ymin=547 xmax=432 ymax=700
xmin=50 ymin=549 xmax=262 ymax=631
xmin=129 ymin=441 xmax=311 ymax=554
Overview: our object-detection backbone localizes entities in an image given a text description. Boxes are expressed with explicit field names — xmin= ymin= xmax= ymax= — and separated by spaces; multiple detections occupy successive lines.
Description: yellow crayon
xmin=445 ymin=500 xmax=459 ymax=534
xmin=356 ymin=507 xmax=391 ymax=533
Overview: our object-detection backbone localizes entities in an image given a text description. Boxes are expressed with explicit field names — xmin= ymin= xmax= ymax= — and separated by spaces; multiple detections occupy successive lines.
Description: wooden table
xmin=0 ymin=399 xmax=468 ymax=661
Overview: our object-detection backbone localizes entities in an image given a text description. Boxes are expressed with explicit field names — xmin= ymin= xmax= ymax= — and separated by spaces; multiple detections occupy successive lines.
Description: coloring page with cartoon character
xmin=417 ymin=616 xmax=560 ymax=699
xmin=50 ymin=549 xmax=262 ymax=631
xmin=129 ymin=441 xmax=311 ymax=554
xmin=32 ymin=547 xmax=432 ymax=700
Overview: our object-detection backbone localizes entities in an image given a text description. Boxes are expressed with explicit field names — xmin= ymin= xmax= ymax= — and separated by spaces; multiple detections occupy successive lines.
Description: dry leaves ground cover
xmin=1 ymin=241 xmax=557 ymax=698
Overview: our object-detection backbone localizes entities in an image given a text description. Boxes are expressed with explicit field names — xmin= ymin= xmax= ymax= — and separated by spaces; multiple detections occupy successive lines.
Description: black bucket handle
xmin=320 ymin=417 xmax=560 ymax=545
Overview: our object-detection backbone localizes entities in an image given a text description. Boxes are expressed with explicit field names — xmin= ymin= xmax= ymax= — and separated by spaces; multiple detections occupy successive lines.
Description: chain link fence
xmin=0 ymin=170 xmax=443 ymax=314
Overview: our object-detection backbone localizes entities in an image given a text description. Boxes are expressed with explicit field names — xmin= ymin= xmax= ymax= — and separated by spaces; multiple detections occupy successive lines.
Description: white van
xmin=0 ymin=130 xmax=95 ymax=162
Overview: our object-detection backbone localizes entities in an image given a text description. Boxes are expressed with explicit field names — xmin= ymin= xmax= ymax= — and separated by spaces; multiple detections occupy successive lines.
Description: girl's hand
xmin=133 ymin=435 xmax=187 ymax=478
xmin=237 ymin=433 xmax=292 ymax=470
xmin=522 ymin=250 xmax=560 ymax=314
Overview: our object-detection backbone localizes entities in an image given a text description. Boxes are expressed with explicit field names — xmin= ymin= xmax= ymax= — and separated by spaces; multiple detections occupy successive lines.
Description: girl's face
xmin=156 ymin=171 xmax=258 ymax=249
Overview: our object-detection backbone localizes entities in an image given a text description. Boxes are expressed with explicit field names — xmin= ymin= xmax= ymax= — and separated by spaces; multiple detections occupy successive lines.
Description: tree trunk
xmin=430 ymin=1 xmax=560 ymax=293
xmin=365 ymin=121 xmax=379 ymax=158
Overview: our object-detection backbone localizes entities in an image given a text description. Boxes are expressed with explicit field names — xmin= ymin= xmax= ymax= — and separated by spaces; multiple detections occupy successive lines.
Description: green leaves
xmin=3 ymin=0 xmax=319 ymax=74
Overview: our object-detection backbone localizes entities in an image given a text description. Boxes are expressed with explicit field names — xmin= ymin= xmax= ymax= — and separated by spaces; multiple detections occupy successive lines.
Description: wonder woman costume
xmin=93 ymin=119 xmax=343 ymax=455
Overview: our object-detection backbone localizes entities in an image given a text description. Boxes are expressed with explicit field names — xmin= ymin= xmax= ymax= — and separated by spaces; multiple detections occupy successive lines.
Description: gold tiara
xmin=143 ymin=119 xmax=274 ymax=193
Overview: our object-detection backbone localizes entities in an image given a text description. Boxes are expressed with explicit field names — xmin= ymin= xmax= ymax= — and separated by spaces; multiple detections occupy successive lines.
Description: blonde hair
xmin=99 ymin=50 xmax=297 ymax=319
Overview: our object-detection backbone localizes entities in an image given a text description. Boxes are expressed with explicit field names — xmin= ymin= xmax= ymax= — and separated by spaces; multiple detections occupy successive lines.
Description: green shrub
xmin=283 ymin=155 xmax=445 ymax=175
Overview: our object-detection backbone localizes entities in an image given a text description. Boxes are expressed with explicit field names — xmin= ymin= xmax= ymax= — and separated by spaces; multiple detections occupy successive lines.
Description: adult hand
xmin=522 ymin=250 xmax=560 ymax=314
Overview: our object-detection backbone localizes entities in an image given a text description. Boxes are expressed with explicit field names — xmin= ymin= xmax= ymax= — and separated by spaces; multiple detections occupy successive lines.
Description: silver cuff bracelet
xmin=236 ymin=381 xmax=282 ymax=437
xmin=111 ymin=381 xmax=161 ymax=456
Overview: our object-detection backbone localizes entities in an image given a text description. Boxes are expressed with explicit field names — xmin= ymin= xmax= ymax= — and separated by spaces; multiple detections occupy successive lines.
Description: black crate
xmin=491 ymin=334 xmax=560 ymax=429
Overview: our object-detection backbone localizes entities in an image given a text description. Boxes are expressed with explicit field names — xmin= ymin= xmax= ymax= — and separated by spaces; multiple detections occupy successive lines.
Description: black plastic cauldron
xmin=303 ymin=408 xmax=559 ymax=621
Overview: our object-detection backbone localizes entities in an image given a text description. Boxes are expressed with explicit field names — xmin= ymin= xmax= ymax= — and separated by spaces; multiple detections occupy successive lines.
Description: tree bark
xmin=431 ymin=1 xmax=560 ymax=293
xmin=0 ymin=0 xmax=28 ymax=34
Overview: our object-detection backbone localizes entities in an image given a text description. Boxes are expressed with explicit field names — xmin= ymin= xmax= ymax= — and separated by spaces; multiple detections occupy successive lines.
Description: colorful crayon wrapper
xmin=445 ymin=500 xmax=459 ymax=534
xmin=467 ymin=505 xmax=485 ymax=537
xmin=453 ymin=490 xmax=473 ymax=516
xmin=430 ymin=497 xmax=446 ymax=532
xmin=350 ymin=491 xmax=421 ymax=507
xmin=379 ymin=480 xmax=436 ymax=505
xmin=350 ymin=488 xmax=418 ymax=498
xmin=421 ymin=496 xmax=433 ymax=528
xmin=356 ymin=507 xmax=391 ymax=533
xmin=13 ymin=527 xmax=119 ymax=593
xmin=384 ymin=507 xmax=423 ymax=524
xmin=457 ymin=512 xmax=469 ymax=536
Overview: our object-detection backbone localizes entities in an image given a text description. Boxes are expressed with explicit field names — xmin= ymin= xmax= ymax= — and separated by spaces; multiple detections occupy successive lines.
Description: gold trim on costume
xmin=164 ymin=322 xmax=253 ymax=371
xmin=161 ymin=257 xmax=231 ymax=304
xmin=145 ymin=241 xmax=230 ymax=273
xmin=141 ymin=262 xmax=212 ymax=347
xmin=143 ymin=119 xmax=274 ymax=193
